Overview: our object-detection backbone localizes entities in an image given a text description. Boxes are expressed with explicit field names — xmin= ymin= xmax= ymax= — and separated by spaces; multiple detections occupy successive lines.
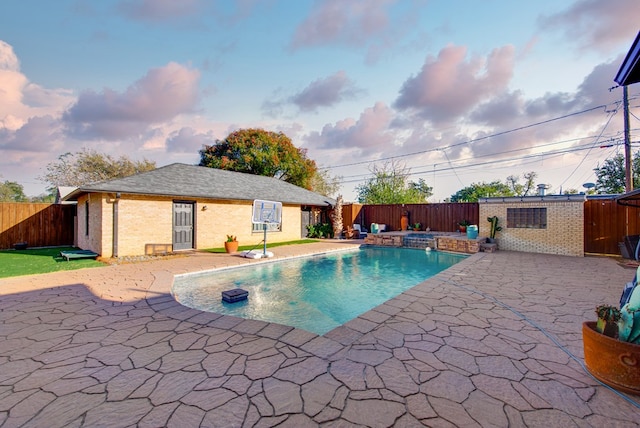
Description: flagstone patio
xmin=1 ymin=241 xmax=639 ymax=426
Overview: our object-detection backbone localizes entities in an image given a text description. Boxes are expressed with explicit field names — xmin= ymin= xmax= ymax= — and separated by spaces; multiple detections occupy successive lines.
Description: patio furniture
xmin=59 ymin=249 xmax=99 ymax=261
xmin=353 ymin=224 xmax=367 ymax=238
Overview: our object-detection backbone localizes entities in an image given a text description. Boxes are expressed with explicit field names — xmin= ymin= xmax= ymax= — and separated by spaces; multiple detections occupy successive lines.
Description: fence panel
xmin=584 ymin=198 xmax=640 ymax=255
xmin=347 ymin=203 xmax=479 ymax=232
xmin=0 ymin=203 xmax=76 ymax=249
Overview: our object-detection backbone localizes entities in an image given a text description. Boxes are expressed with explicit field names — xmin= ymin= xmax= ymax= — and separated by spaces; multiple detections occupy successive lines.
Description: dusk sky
xmin=1 ymin=0 xmax=639 ymax=201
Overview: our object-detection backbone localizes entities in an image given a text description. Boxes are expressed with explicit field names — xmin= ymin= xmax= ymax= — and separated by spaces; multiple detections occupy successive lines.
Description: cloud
xmin=0 ymin=115 xmax=62 ymax=152
xmin=538 ymin=0 xmax=640 ymax=52
xmin=166 ymin=127 xmax=217 ymax=153
xmin=305 ymin=102 xmax=396 ymax=152
xmin=117 ymin=0 xmax=204 ymax=22
xmin=290 ymin=0 xmax=394 ymax=50
xmin=292 ymin=71 xmax=362 ymax=112
xmin=62 ymin=62 xmax=200 ymax=140
xmin=393 ymin=45 xmax=515 ymax=124
xmin=264 ymin=71 xmax=364 ymax=116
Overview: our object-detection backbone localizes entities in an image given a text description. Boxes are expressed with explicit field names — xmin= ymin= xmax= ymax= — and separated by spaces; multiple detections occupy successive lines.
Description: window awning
xmin=615 ymin=31 xmax=640 ymax=86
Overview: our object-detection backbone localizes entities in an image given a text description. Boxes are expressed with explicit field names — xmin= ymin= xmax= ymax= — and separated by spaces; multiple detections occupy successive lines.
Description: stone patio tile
xmin=406 ymin=393 xmax=437 ymax=420
xmin=181 ymin=388 xmax=237 ymax=411
xmin=341 ymin=398 xmax=405 ymax=427
xmin=262 ymin=378 xmax=302 ymax=415
xmin=299 ymin=336 xmax=343 ymax=359
xmin=276 ymin=329 xmax=317 ymax=348
xmin=374 ymin=358 xmax=419 ymax=396
xmin=428 ymin=396 xmax=481 ymax=428
xmin=25 ymin=392 xmax=105 ymax=428
xmin=463 ymin=389 xmax=509 ymax=427
xmin=106 ymin=368 xmax=156 ymax=401
xmin=83 ymin=398 xmax=153 ymax=427
xmin=476 ymin=355 xmax=524 ymax=381
xmin=274 ymin=356 xmax=328 ymax=384
xmin=243 ymin=353 xmax=286 ymax=380
xmin=422 ymin=370 xmax=475 ymax=403
xmin=255 ymin=322 xmax=293 ymax=340
xmin=158 ymin=349 xmax=207 ymax=373
xmin=148 ymin=371 xmax=207 ymax=405
xmin=470 ymin=374 xmax=533 ymax=411
xmin=301 ymin=373 xmax=342 ymax=417
xmin=166 ymin=403 xmax=205 ymax=427
xmin=232 ymin=319 xmax=270 ymax=335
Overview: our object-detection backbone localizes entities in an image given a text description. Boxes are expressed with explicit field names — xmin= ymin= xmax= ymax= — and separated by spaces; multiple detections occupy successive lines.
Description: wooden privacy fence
xmin=0 ymin=203 xmax=76 ymax=249
xmin=342 ymin=203 xmax=479 ymax=233
xmin=584 ymin=198 xmax=640 ymax=255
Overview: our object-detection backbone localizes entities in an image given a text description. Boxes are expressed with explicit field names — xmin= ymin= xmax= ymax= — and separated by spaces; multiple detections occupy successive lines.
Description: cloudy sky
xmin=1 ymin=0 xmax=639 ymax=201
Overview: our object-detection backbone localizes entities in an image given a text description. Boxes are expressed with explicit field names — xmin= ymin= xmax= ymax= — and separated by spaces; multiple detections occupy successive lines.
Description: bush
xmin=306 ymin=223 xmax=334 ymax=238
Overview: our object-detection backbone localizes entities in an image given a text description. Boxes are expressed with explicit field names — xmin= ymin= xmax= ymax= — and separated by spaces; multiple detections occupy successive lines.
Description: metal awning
xmin=616 ymin=188 xmax=640 ymax=207
xmin=615 ymin=31 xmax=640 ymax=86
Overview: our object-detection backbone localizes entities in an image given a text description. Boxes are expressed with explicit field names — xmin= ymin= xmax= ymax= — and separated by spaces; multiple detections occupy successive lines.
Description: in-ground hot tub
xmin=403 ymin=233 xmax=435 ymax=249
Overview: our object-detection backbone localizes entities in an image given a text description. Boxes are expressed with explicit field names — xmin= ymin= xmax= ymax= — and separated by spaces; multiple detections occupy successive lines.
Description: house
xmin=63 ymin=163 xmax=335 ymax=257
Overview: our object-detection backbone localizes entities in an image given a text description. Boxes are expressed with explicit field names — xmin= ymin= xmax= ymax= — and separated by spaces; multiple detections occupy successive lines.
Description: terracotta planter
xmin=401 ymin=215 xmax=409 ymax=231
xmin=582 ymin=321 xmax=640 ymax=395
xmin=224 ymin=241 xmax=239 ymax=253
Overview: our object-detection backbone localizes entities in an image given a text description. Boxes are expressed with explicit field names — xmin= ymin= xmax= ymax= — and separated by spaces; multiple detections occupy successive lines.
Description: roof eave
xmin=615 ymin=31 xmax=640 ymax=86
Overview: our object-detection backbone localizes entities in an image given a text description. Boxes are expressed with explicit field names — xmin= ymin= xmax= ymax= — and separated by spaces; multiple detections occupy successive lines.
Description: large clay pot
xmin=582 ymin=321 xmax=640 ymax=395
xmin=224 ymin=241 xmax=239 ymax=253
xmin=401 ymin=215 xmax=409 ymax=231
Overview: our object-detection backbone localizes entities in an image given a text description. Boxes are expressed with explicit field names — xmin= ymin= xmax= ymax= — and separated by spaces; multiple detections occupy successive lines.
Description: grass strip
xmin=0 ymin=247 xmax=105 ymax=278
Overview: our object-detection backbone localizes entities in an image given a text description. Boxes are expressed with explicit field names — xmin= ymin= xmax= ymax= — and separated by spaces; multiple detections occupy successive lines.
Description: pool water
xmin=172 ymin=247 xmax=466 ymax=335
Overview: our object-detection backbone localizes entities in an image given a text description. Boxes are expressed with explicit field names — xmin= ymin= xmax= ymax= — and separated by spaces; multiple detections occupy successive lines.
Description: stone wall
xmin=479 ymin=195 xmax=585 ymax=257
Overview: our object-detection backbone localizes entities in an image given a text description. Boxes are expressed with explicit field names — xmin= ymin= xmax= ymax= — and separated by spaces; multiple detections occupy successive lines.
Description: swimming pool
xmin=172 ymin=247 xmax=467 ymax=335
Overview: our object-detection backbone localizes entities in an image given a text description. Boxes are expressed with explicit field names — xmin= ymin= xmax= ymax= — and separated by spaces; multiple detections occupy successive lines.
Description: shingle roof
xmin=63 ymin=163 xmax=335 ymax=206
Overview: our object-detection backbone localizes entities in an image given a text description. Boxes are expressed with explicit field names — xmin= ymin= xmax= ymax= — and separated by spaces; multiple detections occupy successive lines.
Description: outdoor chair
xmin=353 ymin=224 xmax=368 ymax=238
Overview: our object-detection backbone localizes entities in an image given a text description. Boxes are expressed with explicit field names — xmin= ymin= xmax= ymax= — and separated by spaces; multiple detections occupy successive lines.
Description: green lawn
xmin=0 ymin=247 xmax=106 ymax=279
xmin=204 ymin=239 xmax=319 ymax=253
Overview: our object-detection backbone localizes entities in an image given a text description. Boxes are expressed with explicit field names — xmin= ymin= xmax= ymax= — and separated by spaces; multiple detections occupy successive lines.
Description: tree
xmin=0 ymin=180 xmax=28 ymax=202
xmin=41 ymin=148 xmax=156 ymax=188
xmin=309 ymin=169 xmax=342 ymax=198
xmin=199 ymin=128 xmax=318 ymax=190
xmin=356 ymin=162 xmax=433 ymax=204
xmin=507 ymin=171 xmax=537 ymax=197
xmin=593 ymin=151 xmax=640 ymax=194
xmin=450 ymin=180 xmax=514 ymax=202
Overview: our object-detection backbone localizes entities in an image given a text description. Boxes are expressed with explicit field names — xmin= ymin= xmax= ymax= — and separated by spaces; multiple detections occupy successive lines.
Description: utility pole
xmin=624 ymin=85 xmax=633 ymax=192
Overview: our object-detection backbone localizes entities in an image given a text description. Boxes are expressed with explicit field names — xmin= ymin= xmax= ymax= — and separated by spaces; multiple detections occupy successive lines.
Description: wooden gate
xmin=584 ymin=198 xmax=640 ymax=255
xmin=173 ymin=202 xmax=194 ymax=250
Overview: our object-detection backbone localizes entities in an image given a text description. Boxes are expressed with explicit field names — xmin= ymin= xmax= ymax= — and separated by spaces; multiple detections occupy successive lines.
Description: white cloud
xmin=62 ymin=62 xmax=200 ymax=140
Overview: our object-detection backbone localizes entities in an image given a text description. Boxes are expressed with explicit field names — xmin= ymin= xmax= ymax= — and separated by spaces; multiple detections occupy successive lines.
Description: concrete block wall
xmin=479 ymin=196 xmax=585 ymax=257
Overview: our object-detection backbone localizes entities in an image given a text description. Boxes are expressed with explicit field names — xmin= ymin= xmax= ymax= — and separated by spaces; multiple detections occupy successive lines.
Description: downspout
xmin=113 ymin=193 xmax=120 ymax=258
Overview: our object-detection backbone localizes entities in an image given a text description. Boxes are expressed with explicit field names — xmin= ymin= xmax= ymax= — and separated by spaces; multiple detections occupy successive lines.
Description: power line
xmin=337 ymin=141 xmax=617 ymax=185
xmin=557 ymin=107 xmax=619 ymax=190
xmin=320 ymin=103 xmax=612 ymax=170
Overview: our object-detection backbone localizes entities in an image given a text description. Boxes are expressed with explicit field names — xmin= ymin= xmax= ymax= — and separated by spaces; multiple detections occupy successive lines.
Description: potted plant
xmin=224 ymin=235 xmax=239 ymax=253
xmin=486 ymin=216 xmax=502 ymax=243
xmin=413 ymin=222 xmax=421 ymax=231
xmin=458 ymin=220 xmax=470 ymax=233
xmin=582 ymin=287 xmax=640 ymax=395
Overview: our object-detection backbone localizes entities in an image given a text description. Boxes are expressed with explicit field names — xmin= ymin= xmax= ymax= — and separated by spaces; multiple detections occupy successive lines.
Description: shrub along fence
xmin=0 ymin=203 xmax=76 ymax=249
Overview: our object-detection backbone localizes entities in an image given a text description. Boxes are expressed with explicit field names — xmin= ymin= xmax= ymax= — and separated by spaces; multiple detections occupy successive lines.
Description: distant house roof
xmin=615 ymin=31 xmax=640 ymax=86
xmin=55 ymin=186 xmax=77 ymax=204
xmin=63 ymin=163 xmax=335 ymax=207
